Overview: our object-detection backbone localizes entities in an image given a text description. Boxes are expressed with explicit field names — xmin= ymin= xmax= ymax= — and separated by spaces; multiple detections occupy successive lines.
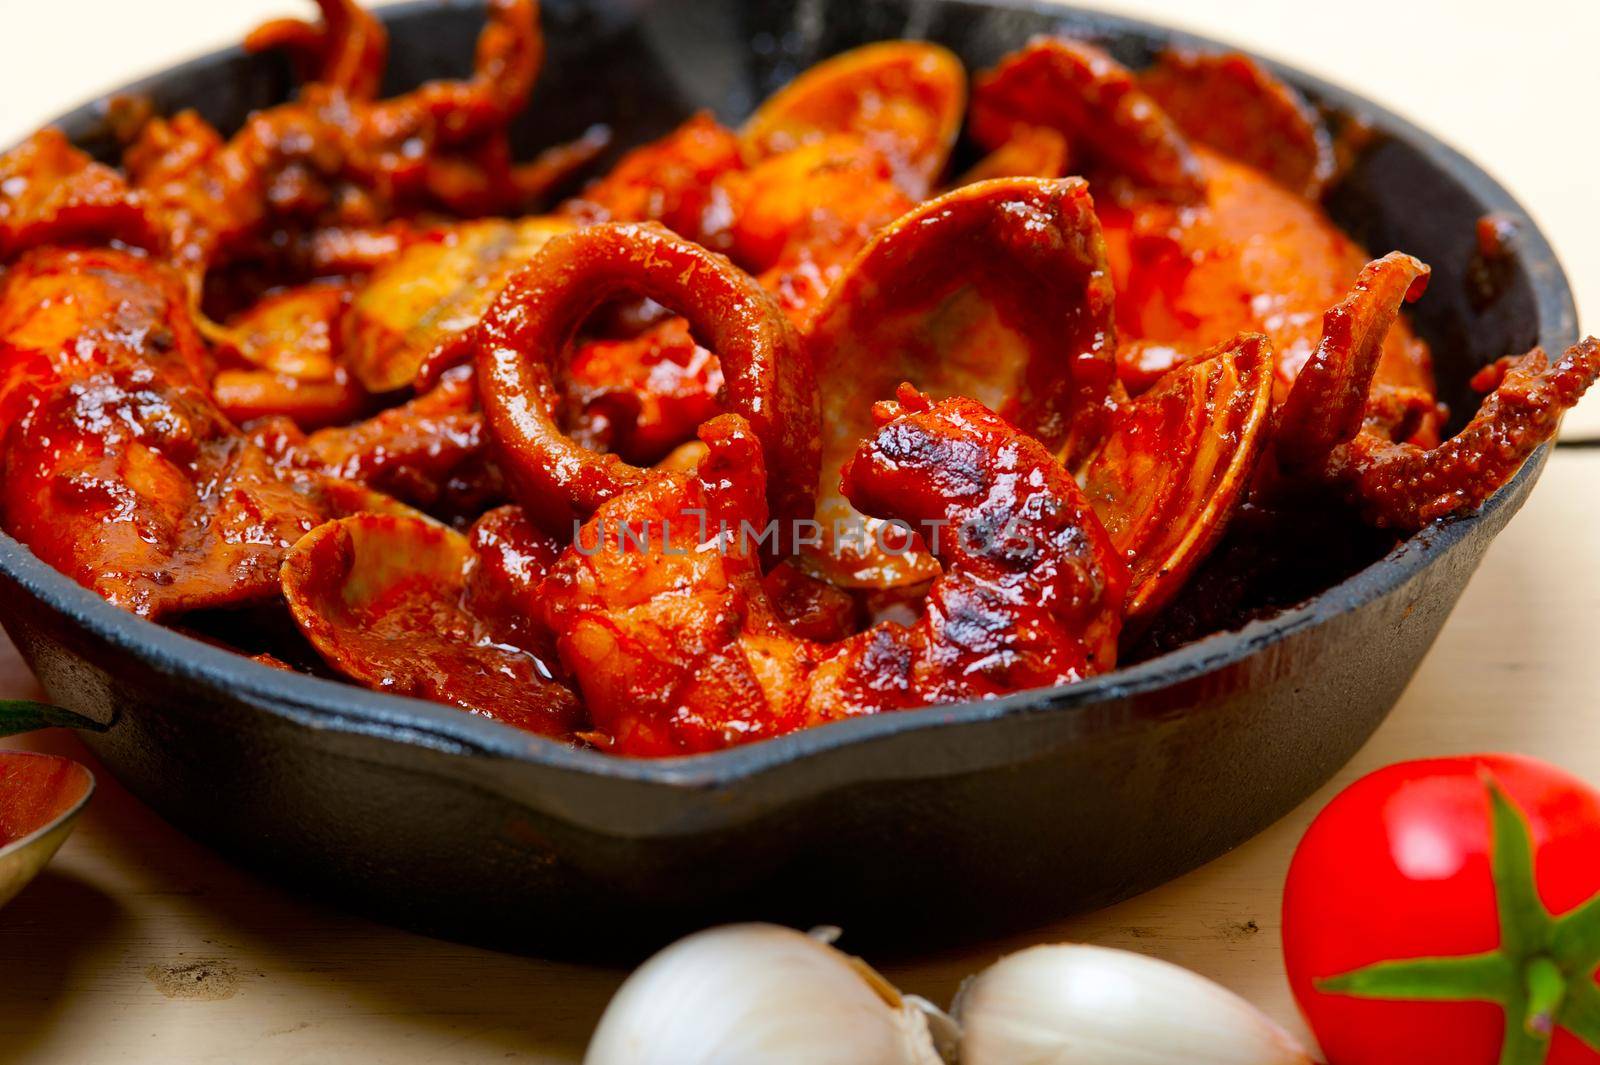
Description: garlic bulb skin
xmin=954 ymin=944 xmax=1313 ymax=1065
xmin=583 ymin=924 xmax=947 ymax=1065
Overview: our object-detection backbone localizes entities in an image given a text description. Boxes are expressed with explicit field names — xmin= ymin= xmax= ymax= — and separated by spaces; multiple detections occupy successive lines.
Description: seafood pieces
xmin=2 ymin=0 xmax=1595 ymax=761
xmin=538 ymin=394 xmax=1125 ymax=756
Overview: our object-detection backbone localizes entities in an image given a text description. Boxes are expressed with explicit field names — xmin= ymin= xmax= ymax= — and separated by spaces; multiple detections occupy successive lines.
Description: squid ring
xmin=476 ymin=220 xmax=820 ymax=535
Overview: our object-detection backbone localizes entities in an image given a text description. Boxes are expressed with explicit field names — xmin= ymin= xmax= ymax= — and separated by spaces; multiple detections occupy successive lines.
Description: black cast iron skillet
xmin=0 ymin=0 xmax=1578 ymax=955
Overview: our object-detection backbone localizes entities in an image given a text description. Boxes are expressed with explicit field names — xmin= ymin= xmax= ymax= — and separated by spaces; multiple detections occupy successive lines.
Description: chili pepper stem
xmin=0 ymin=700 xmax=107 ymax=739
xmin=1523 ymin=957 xmax=1566 ymax=1037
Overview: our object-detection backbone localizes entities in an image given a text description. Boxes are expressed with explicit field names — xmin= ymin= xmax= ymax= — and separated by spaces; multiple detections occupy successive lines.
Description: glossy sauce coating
xmin=3 ymin=365 xmax=330 ymax=618
xmin=1084 ymin=332 xmax=1275 ymax=621
xmin=121 ymin=0 xmax=576 ymax=295
xmin=553 ymin=121 xmax=915 ymax=467
xmin=1141 ymin=49 xmax=1336 ymax=199
xmin=0 ymin=132 xmax=161 ymax=262
xmin=970 ymin=37 xmax=1206 ymax=204
xmin=1275 ymin=252 xmax=1432 ymax=469
xmin=2 ymin=1 xmax=1595 ymax=756
xmin=740 ymin=41 xmax=967 ymax=198
xmin=282 ymin=511 xmax=581 ymax=735
xmin=1322 ymin=338 xmax=1600 ymax=528
xmin=345 ymin=216 xmax=574 ymax=393
xmin=562 ymin=112 xmax=744 ymax=248
xmin=211 ymin=279 xmax=369 ymax=430
xmin=476 ymin=221 xmax=819 ymax=535
xmin=1101 ymin=148 xmax=1436 ymax=403
xmin=538 ymin=394 xmax=1124 ymax=756
xmin=286 ymin=364 xmax=504 ymax=521
xmin=0 ymin=247 xmax=209 ymax=426
xmin=803 ymin=176 xmax=1118 ymax=588
xmin=0 ymin=247 xmax=338 ymax=618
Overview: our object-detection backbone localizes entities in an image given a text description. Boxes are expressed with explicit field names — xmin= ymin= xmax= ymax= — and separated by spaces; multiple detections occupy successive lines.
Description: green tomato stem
xmin=1316 ymin=775 xmax=1600 ymax=1065
xmin=1524 ymin=957 xmax=1567 ymax=1037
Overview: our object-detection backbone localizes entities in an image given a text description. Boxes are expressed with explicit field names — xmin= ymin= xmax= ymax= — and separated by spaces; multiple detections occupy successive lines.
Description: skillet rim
xmin=0 ymin=0 xmax=1577 ymax=791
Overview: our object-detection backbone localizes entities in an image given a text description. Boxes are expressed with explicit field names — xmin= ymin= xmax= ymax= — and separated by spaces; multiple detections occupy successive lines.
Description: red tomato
xmin=1283 ymin=754 xmax=1600 ymax=1065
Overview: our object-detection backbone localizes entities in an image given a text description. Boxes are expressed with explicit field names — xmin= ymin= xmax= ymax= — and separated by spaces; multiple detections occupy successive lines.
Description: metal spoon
xmin=0 ymin=701 xmax=100 ymax=909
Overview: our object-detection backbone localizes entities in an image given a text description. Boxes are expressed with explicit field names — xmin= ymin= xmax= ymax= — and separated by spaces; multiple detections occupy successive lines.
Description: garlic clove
xmin=953 ymin=944 xmax=1313 ymax=1065
xmin=904 ymin=993 xmax=962 ymax=1063
xmin=584 ymin=923 xmax=948 ymax=1065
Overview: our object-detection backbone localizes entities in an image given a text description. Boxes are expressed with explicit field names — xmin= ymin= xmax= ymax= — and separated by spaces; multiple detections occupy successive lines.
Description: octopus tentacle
xmin=1323 ymin=338 xmax=1600 ymax=529
xmin=475 ymin=220 xmax=819 ymax=536
xmin=1274 ymin=254 xmax=1598 ymax=530
xmin=121 ymin=0 xmax=550 ymax=302
xmin=460 ymin=0 xmax=544 ymax=133
xmin=246 ymin=0 xmax=389 ymax=101
xmin=970 ymin=37 xmax=1206 ymax=204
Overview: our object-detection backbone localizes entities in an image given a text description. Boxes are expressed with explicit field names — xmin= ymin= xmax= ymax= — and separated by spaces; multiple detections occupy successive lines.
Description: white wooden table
xmin=2 ymin=1 xmax=1597 ymax=1061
